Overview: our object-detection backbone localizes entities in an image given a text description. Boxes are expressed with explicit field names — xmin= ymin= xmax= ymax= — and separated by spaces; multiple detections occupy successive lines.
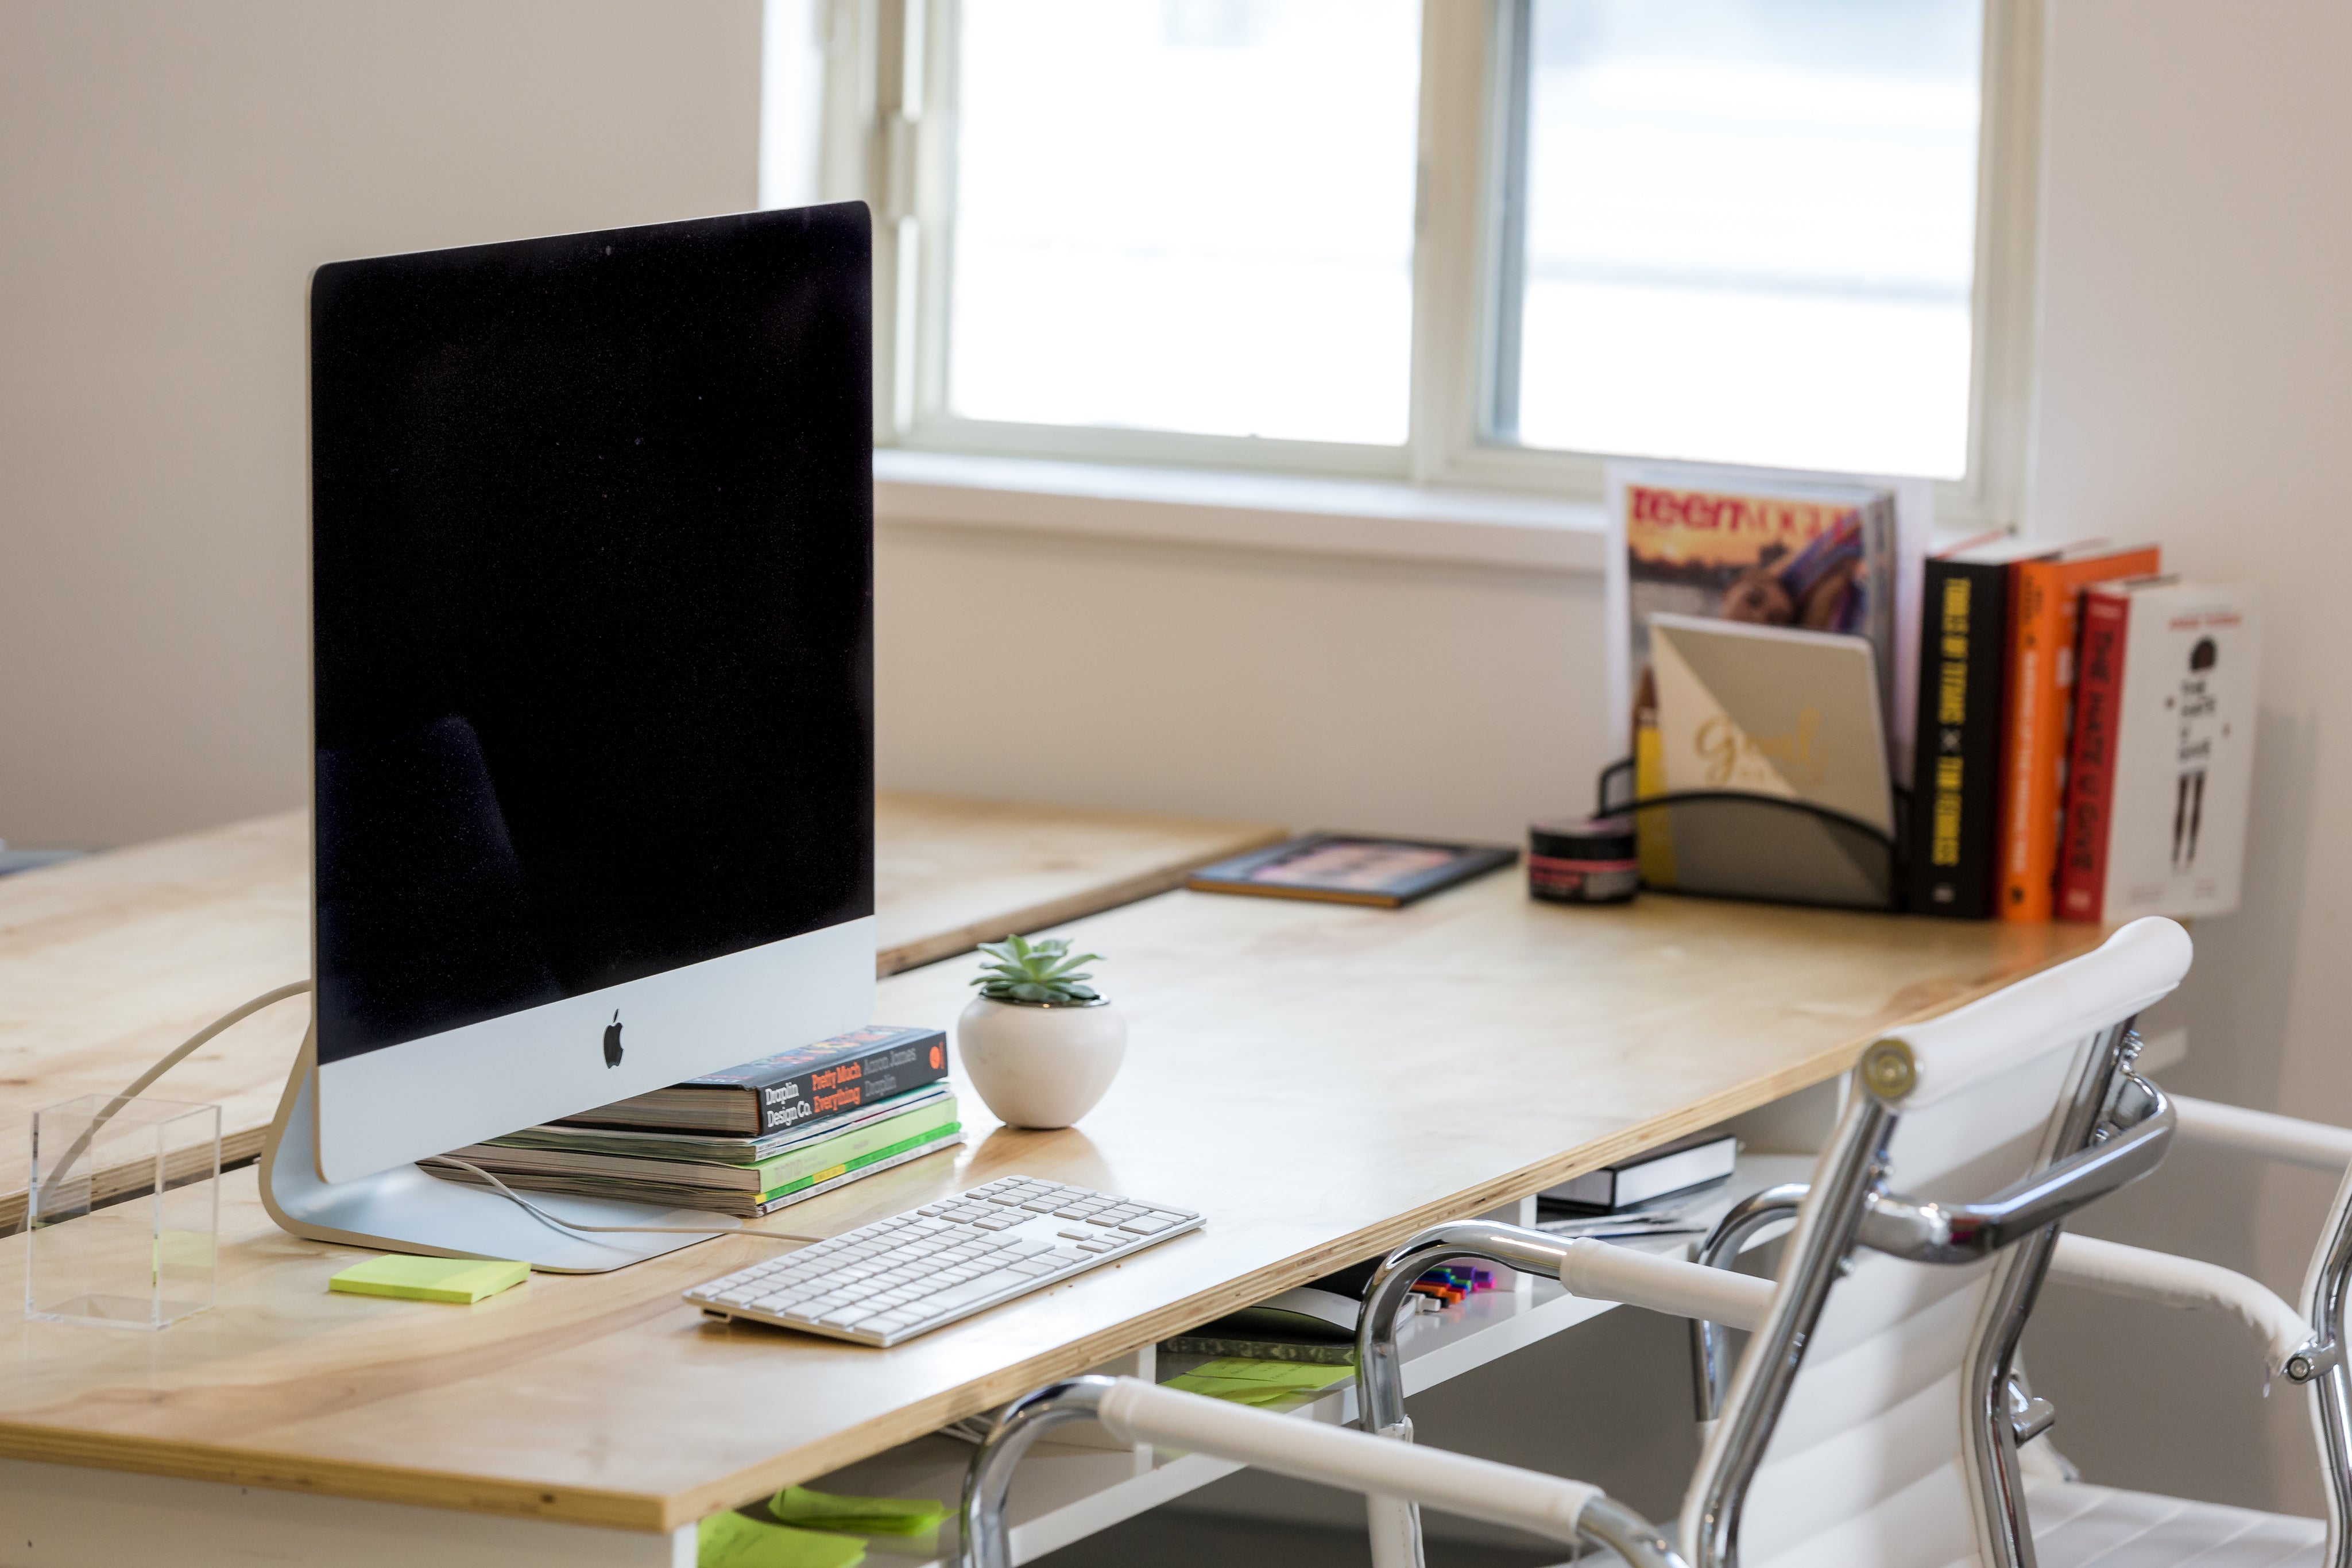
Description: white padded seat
xmin=2028 ymin=1477 xmax=2324 ymax=1568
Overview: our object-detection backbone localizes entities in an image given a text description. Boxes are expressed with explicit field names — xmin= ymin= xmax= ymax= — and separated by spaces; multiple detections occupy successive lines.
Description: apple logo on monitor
xmin=603 ymin=1011 xmax=624 ymax=1068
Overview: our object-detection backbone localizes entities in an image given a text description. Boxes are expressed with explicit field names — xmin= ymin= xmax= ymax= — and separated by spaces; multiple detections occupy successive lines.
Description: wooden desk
xmin=0 ymin=874 xmax=2103 ymax=1565
xmin=0 ymin=796 xmax=1283 ymax=1234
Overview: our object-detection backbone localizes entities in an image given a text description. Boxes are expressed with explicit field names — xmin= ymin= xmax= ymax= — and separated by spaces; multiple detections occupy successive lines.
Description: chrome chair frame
xmin=2024 ymin=1086 xmax=2352 ymax=1568
xmin=1348 ymin=1024 xmax=2171 ymax=1568
xmin=2307 ymin=1187 xmax=2352 ymax=1568
xmin=1696 ymin=1031 xmax=2167 ymax=1568
xmin=957 ymin=1374 xmax=1690 ymax=1568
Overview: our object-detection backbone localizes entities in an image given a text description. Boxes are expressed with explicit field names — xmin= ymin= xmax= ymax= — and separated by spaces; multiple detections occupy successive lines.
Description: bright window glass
xmin=946 ymin=0 xmax=1421 ymax=446
xmin=1508 ymin=0 xmax=1983 ymax=478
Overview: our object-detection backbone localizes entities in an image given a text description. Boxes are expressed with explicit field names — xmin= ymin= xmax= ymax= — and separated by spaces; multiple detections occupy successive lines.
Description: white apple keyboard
xmin=683 ymin=1175 xmax=1204 ymax=1346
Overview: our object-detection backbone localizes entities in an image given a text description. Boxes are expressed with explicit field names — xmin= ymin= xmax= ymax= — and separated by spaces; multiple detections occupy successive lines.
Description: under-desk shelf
xmin=805 ymin=1153 xmax=1815 ymax=1566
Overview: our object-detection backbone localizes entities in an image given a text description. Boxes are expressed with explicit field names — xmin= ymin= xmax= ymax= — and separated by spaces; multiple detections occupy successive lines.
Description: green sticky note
xmin=699 ymin=1510 xmax=866 ymax=1568
xmin=1163 ymin=1357 xmax=1356 ymax=1408
xmin=328 ymin=1255 xmax=529 ymax=1304
xmin=768 ymin=1485 xmax=947 ymax=1536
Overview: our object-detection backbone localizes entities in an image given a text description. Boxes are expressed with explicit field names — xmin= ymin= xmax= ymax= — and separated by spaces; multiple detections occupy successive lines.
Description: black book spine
xmin=1908 ymin=559 xmax=2009 ymax=918
xmin=755 ymin=1030 xmax=948 ymax=1135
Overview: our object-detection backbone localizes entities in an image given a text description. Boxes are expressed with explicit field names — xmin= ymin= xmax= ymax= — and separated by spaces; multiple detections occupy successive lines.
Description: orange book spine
xmin=1997 ymin=548 xmax=2161 ymax=920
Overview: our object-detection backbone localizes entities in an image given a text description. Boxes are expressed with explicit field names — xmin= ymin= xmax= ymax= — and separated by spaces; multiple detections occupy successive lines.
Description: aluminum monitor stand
xmin=258 ymin=1024 xmax=728 ymax=1273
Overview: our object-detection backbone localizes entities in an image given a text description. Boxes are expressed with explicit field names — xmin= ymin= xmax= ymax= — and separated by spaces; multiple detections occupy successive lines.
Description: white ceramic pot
xmin=956 ymin=994 xmax=1127 ymax=1130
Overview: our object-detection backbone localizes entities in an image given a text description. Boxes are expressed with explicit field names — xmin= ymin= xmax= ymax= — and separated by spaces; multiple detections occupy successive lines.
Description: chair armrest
xmin=2171 ymin=1095 xmax=2352 ymax=1172
xmin=1098 ymin=1378 xmax=1603 ymax=1539
xmin=2046 ymin=1232 xmax=2315 ymax=1379
xmin=1556 ymin=1235 xmax=1776 ymax=1330
xmin=960 ymin=1377 xmax=1688 ymax=1568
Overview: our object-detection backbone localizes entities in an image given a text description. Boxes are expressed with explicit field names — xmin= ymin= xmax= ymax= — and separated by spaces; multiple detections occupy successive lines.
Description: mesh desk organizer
xmin=1597 ymin=758 xmax=1912 ymax=912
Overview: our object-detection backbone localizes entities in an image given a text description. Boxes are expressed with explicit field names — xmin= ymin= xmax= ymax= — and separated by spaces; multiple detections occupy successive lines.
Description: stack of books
xmin=438 ymin=1024 xmax=962 ymax=1217
xmin=1909 ymin=540 xmax=2260 ymax=923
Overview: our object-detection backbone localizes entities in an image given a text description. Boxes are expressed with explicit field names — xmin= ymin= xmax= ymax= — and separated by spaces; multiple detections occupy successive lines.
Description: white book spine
xmin=2101 ymin=586 xmax=2261 ymax=919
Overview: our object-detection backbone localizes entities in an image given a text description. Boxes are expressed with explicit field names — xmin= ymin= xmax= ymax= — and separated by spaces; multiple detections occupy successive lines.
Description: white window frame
xmin=807 ymin=0 xmax=2042 ymax=529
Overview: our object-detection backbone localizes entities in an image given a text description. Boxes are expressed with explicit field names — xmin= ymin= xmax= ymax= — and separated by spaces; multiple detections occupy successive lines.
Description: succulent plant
xmin=971 ymin=933 xmax=1104 ymax=1005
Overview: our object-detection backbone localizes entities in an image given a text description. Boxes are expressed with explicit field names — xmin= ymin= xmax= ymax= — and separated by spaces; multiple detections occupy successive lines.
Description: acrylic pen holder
xmin=26 ymin=1094 xmax=220 ymax=1330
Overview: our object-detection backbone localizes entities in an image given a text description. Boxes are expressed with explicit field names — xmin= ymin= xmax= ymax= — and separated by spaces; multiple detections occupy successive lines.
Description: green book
xmin=434 ymin=1129 xmax=965 ymax=1218
xmin=444 ymin=1094 xmax=961 ymax=1195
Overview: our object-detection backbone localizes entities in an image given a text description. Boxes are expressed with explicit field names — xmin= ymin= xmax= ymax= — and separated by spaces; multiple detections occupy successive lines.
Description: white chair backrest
xmin=1686 ymin=918 xmax=2192 ymax=1568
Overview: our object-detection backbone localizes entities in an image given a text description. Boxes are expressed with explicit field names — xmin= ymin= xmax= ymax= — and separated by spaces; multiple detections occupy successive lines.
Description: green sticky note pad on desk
xmin=328 ymin=1255 xmax=529 ymax=1304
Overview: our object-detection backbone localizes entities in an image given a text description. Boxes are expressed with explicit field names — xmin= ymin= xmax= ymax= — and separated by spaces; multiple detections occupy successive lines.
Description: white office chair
xmin=1684 ymin=1049 xmax=2352 ymax=1565
xmin=958 ymin=917 xmax=2192 ymax=1568
xmin=1989 ymin=1090 xmax=2352 ymax=1568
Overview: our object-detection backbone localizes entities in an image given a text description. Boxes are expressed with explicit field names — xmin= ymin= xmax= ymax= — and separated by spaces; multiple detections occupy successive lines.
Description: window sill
xmin=872 ymin=448 xmax=1607 ymax=574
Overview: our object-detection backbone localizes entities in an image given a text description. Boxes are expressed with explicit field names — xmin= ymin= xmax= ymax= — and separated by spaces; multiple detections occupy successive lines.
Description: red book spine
xmin=2057 ymin=589 xmax=2130 ymax=921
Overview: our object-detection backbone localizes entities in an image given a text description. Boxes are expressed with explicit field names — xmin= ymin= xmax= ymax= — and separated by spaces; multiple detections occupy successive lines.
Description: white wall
xmin=0 ymin=1 xmax=761 ymax=847
xmin=876 ymin=522 xmax=1610 ymax=842
xmin=2014 ymin=0 xmax=2352 ymax=1516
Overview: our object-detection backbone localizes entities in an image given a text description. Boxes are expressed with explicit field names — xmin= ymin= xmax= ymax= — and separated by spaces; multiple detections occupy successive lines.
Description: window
xmin=1495 ymin=0 xmax=1984 ymax=478
xmin=777 ymin=0 xmax=2037 ymax=518
xmin=948 ymin=0 xmax=1421 ymax=445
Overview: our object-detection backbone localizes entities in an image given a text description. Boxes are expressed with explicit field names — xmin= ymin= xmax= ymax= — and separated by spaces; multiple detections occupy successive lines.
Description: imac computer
xmin=259 ymin=203 xmax=877 ymax=1271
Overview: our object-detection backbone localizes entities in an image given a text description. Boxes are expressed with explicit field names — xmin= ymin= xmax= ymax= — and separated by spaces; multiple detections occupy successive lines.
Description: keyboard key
xmin=1057 ymin=1228 xmax=1090 ymax=1240
xmin=1083 ymin=1214 xmax=1127 ymax=1226
xmin=920 ymin=1269 xmax=1030 ymax=1313
xmin=865 ymin=1311 xmax=920 ymax=1333
xmin=972 ymin=1215 xmax=1020 ymax=1230
xmin=1076 ymin=1239 xmax=1118 ymax=1253
xmin=1119 ymin=1217 xmax=1179 ymax=1234
xmin=817 ymin=1306 xmax=881 ymax=1329
xmin=1007 ymin=1260 xmax=1057 ymax=1277
xmin=1042 ymin=1249 xmax=1089 ymax=1268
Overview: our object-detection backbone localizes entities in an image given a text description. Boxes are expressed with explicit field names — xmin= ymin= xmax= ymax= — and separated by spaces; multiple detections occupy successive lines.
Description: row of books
xmin=1609 ymin=460 xmax=2258 ymax=923
xmin=434 ymin=1024 xmax=962 ymax=1217
xmin=1908 ymin=540 xmax=2258 ymax=923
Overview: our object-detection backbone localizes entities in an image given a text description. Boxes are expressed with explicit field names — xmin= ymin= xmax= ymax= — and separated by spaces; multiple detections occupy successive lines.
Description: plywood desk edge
xmin=0 ymin=931 xmax=2057 ymax=1533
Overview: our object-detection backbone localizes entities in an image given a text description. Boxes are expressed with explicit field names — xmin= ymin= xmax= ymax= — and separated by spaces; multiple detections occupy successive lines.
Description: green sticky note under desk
xmin=328 ymin=1255 xmax=529 ymax=1304
xmin=1162 ymin=1357 xmax=1355 ymax=1408
xmin=699 ymin=1511 xmax=865 ymax=1568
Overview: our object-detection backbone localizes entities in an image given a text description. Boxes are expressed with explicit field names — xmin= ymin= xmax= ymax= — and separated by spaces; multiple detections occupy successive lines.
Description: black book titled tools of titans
xmin=1909 ymin=540 xmax=2044 ymax=918
xmin=559 ymin=1024 xmax=949 ymax=1136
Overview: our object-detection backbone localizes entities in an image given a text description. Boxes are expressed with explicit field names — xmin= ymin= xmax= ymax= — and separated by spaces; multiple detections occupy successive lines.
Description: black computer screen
xmin=310 ymin=204 xmax=873 ymax=1066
